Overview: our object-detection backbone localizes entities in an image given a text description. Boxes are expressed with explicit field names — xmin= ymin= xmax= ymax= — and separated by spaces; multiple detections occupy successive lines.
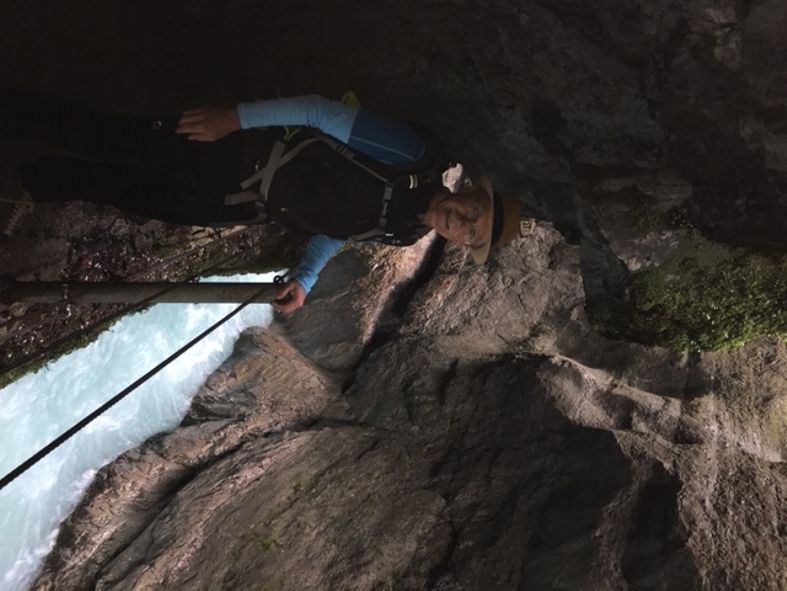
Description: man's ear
xmin=441 ymin=162 xmax=465 ymax=192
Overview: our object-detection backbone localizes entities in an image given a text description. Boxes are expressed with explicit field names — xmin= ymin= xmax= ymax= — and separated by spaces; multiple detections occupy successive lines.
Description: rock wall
xmin=34 ymin=224 xmax=785 ymax=590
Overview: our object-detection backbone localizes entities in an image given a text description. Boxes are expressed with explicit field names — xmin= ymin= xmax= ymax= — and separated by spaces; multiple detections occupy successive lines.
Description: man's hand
xmin=175 ymin=107 xmax=240 ymax=142
xmin=272 ymin=280 xmax=307 ymax=314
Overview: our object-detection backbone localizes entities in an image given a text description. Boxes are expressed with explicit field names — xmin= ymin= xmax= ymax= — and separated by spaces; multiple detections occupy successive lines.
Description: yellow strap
xmin=342 ymin=91 xmax=362 ymax=108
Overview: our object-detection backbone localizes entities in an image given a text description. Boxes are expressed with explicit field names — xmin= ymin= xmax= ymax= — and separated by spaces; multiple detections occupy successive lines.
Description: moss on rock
xmin=627 ymin=243 xmax=787 ymax=351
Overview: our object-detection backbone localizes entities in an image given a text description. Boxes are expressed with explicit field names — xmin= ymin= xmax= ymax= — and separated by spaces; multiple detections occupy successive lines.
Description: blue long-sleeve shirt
xmin=236 ymin=95 xmax=427 ymax=293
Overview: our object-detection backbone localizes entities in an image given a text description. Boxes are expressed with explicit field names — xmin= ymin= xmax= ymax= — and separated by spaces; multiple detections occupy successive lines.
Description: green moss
xmin=628 ymin=247 xmax=787 ymax=351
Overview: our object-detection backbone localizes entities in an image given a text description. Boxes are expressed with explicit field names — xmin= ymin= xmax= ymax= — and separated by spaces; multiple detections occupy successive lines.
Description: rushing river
xmin=0 ymin=272 xmax=279 ymax=590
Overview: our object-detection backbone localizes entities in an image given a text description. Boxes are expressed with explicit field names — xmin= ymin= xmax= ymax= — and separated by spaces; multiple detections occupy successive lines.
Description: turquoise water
xmin=0 ymin=273 xmax=278 ymax=590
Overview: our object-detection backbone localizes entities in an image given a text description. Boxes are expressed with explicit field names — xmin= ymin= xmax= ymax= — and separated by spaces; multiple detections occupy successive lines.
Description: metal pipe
xmin=1 ymin=280 xmax=282 ymax=304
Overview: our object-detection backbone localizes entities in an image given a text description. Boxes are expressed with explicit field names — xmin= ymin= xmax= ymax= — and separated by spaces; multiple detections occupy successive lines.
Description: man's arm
xmin=237 ymin=95 xmax=358 ymax=144
xmin=272 ymin=234 xmax=345 ymax=313
xmin=239 ymin=95 xmax=427 ymax=166
xmin=177 ymin=95 xmax=426 ymax=166
xmin=175 ymin=95 xmax=356 ymax=144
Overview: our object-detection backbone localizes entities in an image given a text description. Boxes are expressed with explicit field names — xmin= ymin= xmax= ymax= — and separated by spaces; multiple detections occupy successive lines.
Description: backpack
xmin=226 ymin=125 xmax=444 ymax=243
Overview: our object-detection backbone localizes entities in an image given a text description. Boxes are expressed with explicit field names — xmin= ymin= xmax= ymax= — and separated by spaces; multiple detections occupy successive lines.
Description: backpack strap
xmin=347 ymin=186 xmax=394 ymax=242
xmin=226 ymin=137 xmax=320 ymax=205
xmin=224 ymin=190 xmax=260 ymax=205
xmin=306 ymin=129 xmax=393 ymax=185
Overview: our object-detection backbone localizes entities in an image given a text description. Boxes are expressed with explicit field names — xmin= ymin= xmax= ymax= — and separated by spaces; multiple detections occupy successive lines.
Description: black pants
xmin=1 ymin=88 xmax=265 ymax=225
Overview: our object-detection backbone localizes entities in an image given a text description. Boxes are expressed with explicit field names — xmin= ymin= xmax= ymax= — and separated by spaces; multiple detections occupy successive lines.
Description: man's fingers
xmin=178 ymin=108 xmax=209 ymax=122
xmin=275 ymin=284 xmax=294 ymax=300
xmin=272 ymin=293 xmax=297 ymax=313
xmin=272 ymin=281 xmax=305 ymax=314
xmin=272 ymin=287 xmax=293 ymax=311
xmin=175 ymin=121 xmax=201 ymax=133
xmin=176 ymin=108 xmax=237 ymax=143
xmin=176 ymin=110 xmax=211 ymax=132
xmin=174 ymin=123 xmax=218 ymax=141
xmin=272 ymin=300 xmax=294 ymax=313
xmin=278 ymin=297 xmax=302 ymax=314
xmin=175 ymin=121 xmax=206 ymax=133
xmin=178 ymin=130 xmax=212 ymax=141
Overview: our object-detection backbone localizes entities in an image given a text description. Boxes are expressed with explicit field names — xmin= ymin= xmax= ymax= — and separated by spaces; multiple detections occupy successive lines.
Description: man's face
xmin=426 ymin=187 xmax=492 ymax=247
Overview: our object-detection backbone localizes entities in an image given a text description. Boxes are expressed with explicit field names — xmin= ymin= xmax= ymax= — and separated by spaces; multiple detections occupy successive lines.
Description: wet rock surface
xmin=0 ymin=0 xmax=784 ymax=589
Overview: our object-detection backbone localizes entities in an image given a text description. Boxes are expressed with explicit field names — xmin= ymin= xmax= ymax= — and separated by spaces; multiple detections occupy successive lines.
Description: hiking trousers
xmin=1 ymin=88 xmax=270 ymax=225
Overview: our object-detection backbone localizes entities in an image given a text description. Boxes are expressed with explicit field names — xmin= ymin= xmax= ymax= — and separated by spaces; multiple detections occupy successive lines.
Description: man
xmin=1 ymin=90 xmax=524 ymax=312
